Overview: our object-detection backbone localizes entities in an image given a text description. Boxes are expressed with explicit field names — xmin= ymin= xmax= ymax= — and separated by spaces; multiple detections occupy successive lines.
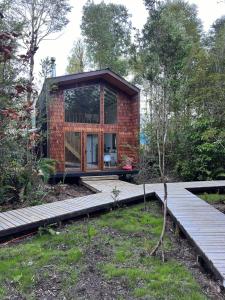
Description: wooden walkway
xmin=0 ymin=179 xmax=225 ymax=285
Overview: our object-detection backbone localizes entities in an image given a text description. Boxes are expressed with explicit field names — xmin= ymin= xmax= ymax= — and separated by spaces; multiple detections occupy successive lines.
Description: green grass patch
xmin=114 ymin=249 xmax=132 ymax=263
xmin=0 ymin=201 xmax=207 ymax=299
xmin=199 ymin=192 xmax=225 ymax=204
xmin=97 ymin=203 xmax=163 ymax=235
xmin=0 ymin=226 xmax=85 ymax=297
xmin=102 ymin=261 xmax=206 ymax=299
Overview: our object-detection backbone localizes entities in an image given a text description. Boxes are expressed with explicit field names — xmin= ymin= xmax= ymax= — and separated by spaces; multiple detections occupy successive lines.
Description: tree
xmin=81 ymin=1 xmax=132 ymax=76
xmin=133 ymin=0 xmax=204 ymax=259
xmin=0 ymin=6 xmax=36 ymax=203
xmin=39 ymin=56 xmax=55 ymax=79
xmin=0 ymin=2 xmax=56 ymax=205
xmin=136 ymin=147 xmax=159 ymax=211
xmin=133 ymin=1 xmax=225 ymax=188
xmin=8 ymin=0 xmax=71 ymax=103
xmin=174 ymin=16 xmax=225 ymax=180
xmin=66 ymin=39 xmax=87 ymax=74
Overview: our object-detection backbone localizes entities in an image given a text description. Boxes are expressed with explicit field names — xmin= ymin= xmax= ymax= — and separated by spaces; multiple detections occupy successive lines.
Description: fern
xmin=212 ymin=167 xmax=225 ymax=180
xmin=37 ymin=158 xmax=56 ymax=183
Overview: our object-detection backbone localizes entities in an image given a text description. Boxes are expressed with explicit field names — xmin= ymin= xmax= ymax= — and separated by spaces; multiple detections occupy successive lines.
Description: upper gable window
xmin=104 ymin=86 xmax=117 ymax=124
xmin=64 ymin=85 xmax=100 ymax=123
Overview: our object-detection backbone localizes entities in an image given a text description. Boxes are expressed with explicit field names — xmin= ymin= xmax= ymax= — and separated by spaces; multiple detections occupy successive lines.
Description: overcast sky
xmin=35 ymin=0 xmax=225 ymax=81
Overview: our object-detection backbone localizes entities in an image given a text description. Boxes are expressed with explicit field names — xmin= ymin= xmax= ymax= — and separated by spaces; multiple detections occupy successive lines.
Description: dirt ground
xmin=0 ymin=183 xmax=93 ymax=212
xmin=43 ymin=183 xmax=92 ymax=202
xmin=210 ymin=202 xmax=225 ymax=213
xmin=1 ymin=205 xmax=225 ymax=300
xmin=166 ymin=218 xmax=224 ymax=300
xmin=70 ymin=217 xmax=224 ymax=300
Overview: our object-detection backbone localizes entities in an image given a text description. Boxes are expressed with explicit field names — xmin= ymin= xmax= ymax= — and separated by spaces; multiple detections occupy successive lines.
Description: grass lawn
xmin=198 ymin=193 xmax=225 ymax=204
xmin=0 ymin=201 xmax=208 ymax=299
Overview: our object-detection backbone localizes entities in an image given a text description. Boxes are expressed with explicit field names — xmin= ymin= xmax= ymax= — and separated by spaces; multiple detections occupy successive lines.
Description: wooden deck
xmin=1 ymin=179 xmax=225 ymax=285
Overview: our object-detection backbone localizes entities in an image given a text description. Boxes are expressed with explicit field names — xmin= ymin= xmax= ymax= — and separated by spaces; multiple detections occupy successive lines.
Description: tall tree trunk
xmin=27 ymin=1 xmax=35 ymax=105
xmin=150 ymin=180 xmax=167 ymax=262
xmin=27 ymin=53 xmax=34 ymax=104
xmin=150 ymin=86 xmax=168 ymax=261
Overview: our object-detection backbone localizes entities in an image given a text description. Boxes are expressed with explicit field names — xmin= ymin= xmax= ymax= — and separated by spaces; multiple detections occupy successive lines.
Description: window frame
xmin=64 ymin=84 xmax=101 ymax=124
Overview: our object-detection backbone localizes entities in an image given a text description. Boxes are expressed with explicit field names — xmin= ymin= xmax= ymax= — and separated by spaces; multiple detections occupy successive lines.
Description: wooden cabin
xmin=38 ymin=69 xmax=140 ymax=176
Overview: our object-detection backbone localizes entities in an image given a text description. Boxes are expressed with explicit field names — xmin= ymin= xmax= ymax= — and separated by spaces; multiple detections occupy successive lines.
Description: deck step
xmin=81 ymin=175 xmax=119 ymax=182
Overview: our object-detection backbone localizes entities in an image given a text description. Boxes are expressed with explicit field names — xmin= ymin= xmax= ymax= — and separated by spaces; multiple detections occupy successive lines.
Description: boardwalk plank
xmin=0 ymin=180 xmax=225 ymax=286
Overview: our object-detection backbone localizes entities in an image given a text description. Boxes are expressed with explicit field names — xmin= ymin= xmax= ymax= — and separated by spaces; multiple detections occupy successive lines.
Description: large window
xmin=65 ymin=132 xmax=81 ymax=170
xmin=64 ymin=85 xmax=100 ymax=123
xmin=104 ymin=87 xmax=117 ymax=124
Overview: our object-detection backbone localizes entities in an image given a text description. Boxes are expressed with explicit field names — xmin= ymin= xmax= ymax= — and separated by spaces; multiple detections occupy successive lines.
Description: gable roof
xmin=47 ymin=68 xmax=140 ymax=96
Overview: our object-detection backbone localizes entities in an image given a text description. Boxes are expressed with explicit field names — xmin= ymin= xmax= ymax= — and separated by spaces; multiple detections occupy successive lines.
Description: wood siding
xmin=47 ymin=81 xmax=139 ymax=173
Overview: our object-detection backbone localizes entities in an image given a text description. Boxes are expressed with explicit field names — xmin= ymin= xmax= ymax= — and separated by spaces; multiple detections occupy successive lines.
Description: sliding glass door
xmin=86 ymin=134 xmax=99 ymax=169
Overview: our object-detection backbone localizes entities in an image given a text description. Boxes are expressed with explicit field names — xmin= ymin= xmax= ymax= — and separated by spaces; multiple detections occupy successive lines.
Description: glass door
xmin=103 ymin=133 xmax=117 ymax=168
xmin=65 ymin=132 xmax=81 ymax=171
xmin=86 ymin=134 xmax=99 ymax=169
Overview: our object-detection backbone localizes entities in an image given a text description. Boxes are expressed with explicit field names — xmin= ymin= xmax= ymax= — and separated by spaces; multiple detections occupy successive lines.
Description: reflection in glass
xmin=64 ymin=85 xmax=100 ymax=123
xmin=104 ymin=87 xmax=117 ymax=124
xmin=86 ymin=134 xmax=99 ymax=169
xmin=104 ymin=133 xmax=117 ymax=168
xmin=65 ymin=132 xmax=81 ymax=170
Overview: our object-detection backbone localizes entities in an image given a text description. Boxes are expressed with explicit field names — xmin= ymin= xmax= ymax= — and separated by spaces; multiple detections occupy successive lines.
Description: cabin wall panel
xmin=47 ymin=83 xmax=139 ymax=172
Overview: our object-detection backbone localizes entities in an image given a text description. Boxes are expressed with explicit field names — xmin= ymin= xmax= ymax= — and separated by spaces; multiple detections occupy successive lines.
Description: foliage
xmin=136 ymin=148 xmax=160 ymax=210
xmin=7 ymin=0 xmax=71 ymax=102
xmin=66 ymin=39 xmax=87 ymax=74
xmin=0 ymin=6 xmax=31 ymax=205
xmin=81 ymin=1 xmax=131 ymax=76
xmin=111 ymin=186 xmax=121 ymax=207
xmin=175 ymin=119 xmax=225 ymax=180
xmin=133 ymin=0 xmax=225 ymax=182
xmin=37 ymin=158 xmax=56 ymax=183
xmin=0 ymin=158 xmax=55 ymax=205
xmin=39 ymin=56 xmax=54 ymax=79
xmin=86 ymin=223 xmax=97 ymax=243
xmin=199 ymin=192 xmax=225 ymax=204
xmin=0 ymin=0 xmax=69 ymax=207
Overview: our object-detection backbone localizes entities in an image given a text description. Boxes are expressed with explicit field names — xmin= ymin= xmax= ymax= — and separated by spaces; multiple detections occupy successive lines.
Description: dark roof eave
xmin=46 ymin=69 xmax=140 ymax=96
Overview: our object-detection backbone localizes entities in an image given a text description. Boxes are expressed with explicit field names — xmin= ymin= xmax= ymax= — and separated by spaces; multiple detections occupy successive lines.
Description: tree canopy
xmin=80 ymin=0 xmax=132 ymax=76
xmin=66 ymin=39 xmax=87 ymax=74
xmin=134 ymin=0 xmax=225 ymax=181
